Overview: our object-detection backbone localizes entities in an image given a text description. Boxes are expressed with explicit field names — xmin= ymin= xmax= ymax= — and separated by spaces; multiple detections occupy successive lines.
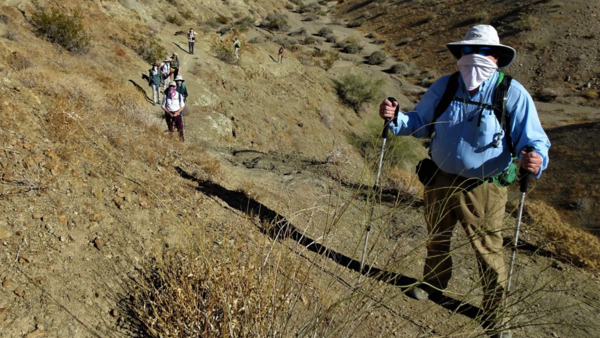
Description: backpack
xmin=432 ymin=71 xmax=514 ymax=155
xmin=416 ymin=71 xmax=516 ymax=188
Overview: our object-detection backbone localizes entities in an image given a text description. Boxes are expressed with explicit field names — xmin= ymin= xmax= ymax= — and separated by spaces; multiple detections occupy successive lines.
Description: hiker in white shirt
xmin=161 ymin=81 xmax=185 ymax=141
xmin=187 ymin=28 xmax=197 ymax=54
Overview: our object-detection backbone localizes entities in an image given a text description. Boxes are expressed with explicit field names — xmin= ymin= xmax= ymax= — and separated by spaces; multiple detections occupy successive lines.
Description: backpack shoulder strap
xmin=431 ymin=71 xmax=460 ymax=137
xmin=493 ymin=73 xmax=514 ymax=155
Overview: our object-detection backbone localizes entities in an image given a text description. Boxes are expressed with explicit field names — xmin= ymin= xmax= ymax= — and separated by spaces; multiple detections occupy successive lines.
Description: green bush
xmin=334 ymin=73 xmax=384 ymax=112
xmin=130 ymin=34 xmax=167 ymax=64
xmin=342 ymin=41 xmax=360 ymax=54
xmin=166 ymin=14 xmax=184 ymax=26
xmin=261 ymin=13 xmax=290 ymax=31
xmin=31 ymin=7 xmax=90 ymax=54
xmin=390 ymin=63 xmax=410 ymax=75
xmin=303 ymin=36 xmax=317 ymax=45
xmin=318 ymin=27 xmax=333 ymax=37
xmin=212 ymin=43 xmax=238 ymax=64
xmin=205 ymin=17 xmax=220 ymax=28
xmin=367 ymin=50 xmax=387 ymax=65
xmin=347 ymin=19 xmax=365 ymax=28
xmin=325 ymin=34 xmax=337 ymax=43
xmin=235 ymin=16 xmax=254 ymax=30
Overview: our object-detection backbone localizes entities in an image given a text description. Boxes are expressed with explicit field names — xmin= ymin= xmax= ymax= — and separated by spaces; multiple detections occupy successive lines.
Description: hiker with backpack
xmin=233 ymin=37 xmax=241 ymax=60
xmin=378 ymin=25 xmax=550 ymax=338
xmin=148 ymin=62 xmax=162 ymax=105
xmin=174 ymin=75 xmax=188 ymax=102
xmin=160 ymin=57 xmax=171 ymax=90
xmin=170 ymin=53 xmax=180 ymax=80
xmin=187 ymin=28 xmax=197 ymax=54
xmin=161 ymin=81 xmax=185 ymax=142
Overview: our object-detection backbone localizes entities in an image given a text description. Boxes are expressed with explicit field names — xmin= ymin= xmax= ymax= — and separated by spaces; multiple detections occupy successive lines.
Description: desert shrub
xmin=205 ymin=17 xmax=221 ymax=28
xmin=537 ymin=88 xmax=559 ymax=102
xmin=0 ymin=13 xmax=9 ymax=24
xmin=285 ymin=3 xmax=294 ymax=10
xmin=302 ymin=14 xmax=321 ymax=22
xmin=212 ymin=43 xmax=237 ymax=64
xmin=582 ymin=89 xmax=598 ymax=100
xmin=302 ymin=36 xmax=317 ymax=45
xmin=298 ymin=2 xmax=320 ymax=14
xmin=325 ymin=34 xmax=337 ymax=43
xmin=8 ymin=52 xmax=31 ymax=71
xmin=342 ymin=41 xmax=360 ymax=54
xmin=318 ymin=27 xmax=333 ymax=37
xmin=166 ymin=14 xmax=184 ymax=26
xmin=322 ymin=51 xmax=339 ymax=71
xmin=334 ymin=73 xmax=384 ymax=112
xmin=367 ymin=50 xmax=387 ymax=65
xmin=274 ymin=36 xmax=292 ymax=49
xmin=216 ymin=15 xmax=230 ymax=24
xmin=180 ymin=9 xmax=195 ymax=21
xmin=518 ymin=15 xmax=541 ymax=31
xmin=129 ymin=34 xmax=167 ymax=64
xmin=248 ymin=37 xmax=262 ymax=44
xmin=346 ymin=19 xmax=365 ymax=28
xmin=128 ymin=248 xmax=287 ymax=338
xmin=289 ymin=27 xmax=308 ymax=36
xmin=31 ymin=7 xmax=90 ymax=54
xmin=235 ymin=16 xmax=254 ymax=30
xmin=390 ymin=63 xmax=410 ymax=75
xmin=261 ymin=13 xmax=290 ymax=31
xmin=219 ymin=25 xmax=231 ymax=35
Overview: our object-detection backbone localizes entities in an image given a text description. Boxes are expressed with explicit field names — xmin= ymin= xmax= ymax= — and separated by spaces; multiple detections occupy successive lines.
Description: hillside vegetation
xmin=0 ymin=0 xmax=599 ymax=337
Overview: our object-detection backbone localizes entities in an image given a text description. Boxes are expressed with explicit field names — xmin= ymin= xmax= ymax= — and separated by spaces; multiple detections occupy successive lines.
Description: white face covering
xmin=457 ymin=53 xmax=498 ymax=91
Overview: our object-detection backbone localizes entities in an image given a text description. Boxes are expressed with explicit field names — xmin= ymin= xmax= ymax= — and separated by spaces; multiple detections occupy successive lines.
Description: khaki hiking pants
xmin=423 ymin=170 xmax=508 ymax=326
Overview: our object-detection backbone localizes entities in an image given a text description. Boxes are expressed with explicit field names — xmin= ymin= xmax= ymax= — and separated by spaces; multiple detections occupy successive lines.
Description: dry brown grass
xmin=526 ymin=200 xmax=600 ymax=270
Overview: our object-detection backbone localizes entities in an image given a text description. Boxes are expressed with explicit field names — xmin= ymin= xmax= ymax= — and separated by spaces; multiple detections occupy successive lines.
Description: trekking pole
xmin=358 ymin=97 xmax=399 ymax=284
xmin=502 ymin=146 xmax=534 ymax=327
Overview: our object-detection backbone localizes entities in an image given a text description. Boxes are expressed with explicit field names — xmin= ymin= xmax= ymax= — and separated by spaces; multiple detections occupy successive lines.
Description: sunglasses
xmin=461 ymin=46 xmax=495 ymax=56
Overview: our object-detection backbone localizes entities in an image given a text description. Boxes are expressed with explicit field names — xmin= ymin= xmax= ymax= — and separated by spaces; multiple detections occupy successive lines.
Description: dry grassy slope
xmin=0 ymin=0 xmax=599 ymax=337
xmin=336 ymin=0 xmax=600 ymax=103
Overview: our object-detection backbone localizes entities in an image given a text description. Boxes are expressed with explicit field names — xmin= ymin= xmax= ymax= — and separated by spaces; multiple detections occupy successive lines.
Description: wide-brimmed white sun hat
xmin=174 ymin=75 xmax=184 ymax=82
xmin=446 ymin=25 xmax=516 ymax=68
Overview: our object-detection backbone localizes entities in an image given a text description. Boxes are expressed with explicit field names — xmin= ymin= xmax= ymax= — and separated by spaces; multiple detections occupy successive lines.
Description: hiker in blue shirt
xmin=379 ymin=25 xmax=550 ymax=338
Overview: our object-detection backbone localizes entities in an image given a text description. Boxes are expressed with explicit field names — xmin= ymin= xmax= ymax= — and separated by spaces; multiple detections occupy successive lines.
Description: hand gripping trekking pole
xmin=358 ymin=98 xmax=399 ymax=284
xmin=502 ymin=146 xmax=534 ymax=329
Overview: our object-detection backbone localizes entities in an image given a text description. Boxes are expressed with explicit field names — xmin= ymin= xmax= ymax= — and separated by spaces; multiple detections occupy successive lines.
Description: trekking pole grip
xmin=519 ymin=146 xmax=535 ymax=193
xmin=382 ymin=97 xmax=399 ymax=138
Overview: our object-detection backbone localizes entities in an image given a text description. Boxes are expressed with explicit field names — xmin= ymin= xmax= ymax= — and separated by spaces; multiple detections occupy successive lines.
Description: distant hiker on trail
xmin=148 ymin=62 xmax=162 ymax=105
xmin=171 ymin=53 xmax=180 ymax=79
xmin=160 ymin=57 xmax=171 ymax=90
xmin=174 ymin=75 xmax=188 ymax=102
xmin=233 ymin=37 xmax=240 ymax=60
xmin=278 ymin=45 xmax=284 ymax=63
xmin=187 ymin=28 xmax=197 ymax=54
xmin=378 ymin=25 xmax=550 ymax=338
xmin=161 ymin=81 xmax=185 ymax=142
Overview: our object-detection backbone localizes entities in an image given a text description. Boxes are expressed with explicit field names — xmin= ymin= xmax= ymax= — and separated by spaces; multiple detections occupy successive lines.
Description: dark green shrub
xmin=347 ymin=19 xmax=365 ymax=28
xmin=334 ymin=73 xmax=384 ymax=112
xmin=367 ymin=50 xmax=387 ymax=65
xmin=261 ymin=13 xmax=290 ymax=31
xmin=342 ymin=41 xmax=360 ymax=54
xmin=212 ymin=43 xmax=238 ymax=64
xmin=219 ymin=25 xmax=232 ymax=35
xmin=205 ymin=17 xmax=220 ymax=28
xmin=303 ymin=36 xmax=317 ymax=45
xmin=31 ymin=8 xmax=90 ymax=54
xmin=130 ymin=34 xmax=167 ymax=64
xmin=216 ymin=15 xmax=230 ymax=24
xmin=390 ymin=63 xmax=410 ymax=75
xmin=325 ymin=34 xmax=337 ymax=43
xmin=235 ymin=16 xmax=254 ymax=30
xmin=166 ymin=14 xmax=184 ymax=26
xmin=318 ymin=27 xmax=333 ymax=37
xmin=290 ymin=27 xmax=307 ymax=36
xmin=180 ymin=10 xmax=195 ymax=21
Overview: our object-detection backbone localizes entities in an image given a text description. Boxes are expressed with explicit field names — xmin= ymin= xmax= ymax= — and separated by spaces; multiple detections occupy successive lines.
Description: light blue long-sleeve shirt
xmin=389 ymin=72 xmax=550 ymax=179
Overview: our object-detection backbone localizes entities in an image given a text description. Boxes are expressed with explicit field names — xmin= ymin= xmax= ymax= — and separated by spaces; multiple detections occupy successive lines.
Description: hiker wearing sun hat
xmin=378 ymin=25 xmax=550 ymax=338
xmin=170 ymin=53 xmax=180 ymax=80
xmin=174 ymin=75 xmax=188 ymax=102
xmin=160 ymin=57 xmax=172 ymax=90
xmin=148 ymin=62 xmax=162 ymax=105
xmin=161 ymin=80 xmax=185 ymax=142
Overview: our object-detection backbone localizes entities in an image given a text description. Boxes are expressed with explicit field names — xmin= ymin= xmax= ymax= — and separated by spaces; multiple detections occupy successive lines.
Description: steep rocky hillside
xmin=0 ymin=0 xmax=599 ymax=338
xmin=336 ymin=0 xmax=600 ymax=105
